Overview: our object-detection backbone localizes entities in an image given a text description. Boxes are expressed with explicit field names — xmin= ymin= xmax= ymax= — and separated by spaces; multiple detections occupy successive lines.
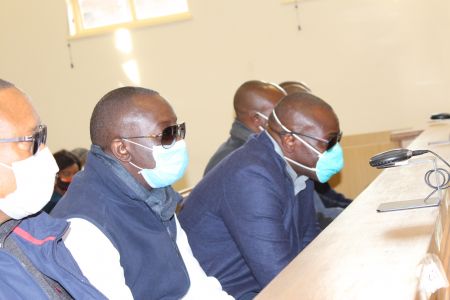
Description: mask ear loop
xmin=284 ymin=156 xmax=316 ymax=172
xmin=122 ymin=138 xmax=154 ymax=151
xmin=0 ymin=161 xmax=12 ymax=170
xmin=122 ymin=138 xmax=154 ymax=172
xmin=256 ymin=112 xmax=269 ymax=121
xmin=272 ymin=110 xmax=322 ymax=156
xmin=272 ymin=109 xmax=319 ymax=173
xmin=256 ymin=112 xmax=269 ymax=132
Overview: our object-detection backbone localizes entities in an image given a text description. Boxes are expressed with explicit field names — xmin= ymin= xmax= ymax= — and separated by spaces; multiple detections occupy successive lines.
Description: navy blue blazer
xmin=179 ymin=132 xmax=319 ymax=299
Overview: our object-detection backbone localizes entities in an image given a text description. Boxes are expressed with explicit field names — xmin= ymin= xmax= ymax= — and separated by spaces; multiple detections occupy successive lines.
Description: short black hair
xmin=90 ymin=86 xmax=158 ymax=149
xmin=53 ymin=150 xmax=81 ymax=171
xmin=0 ymin=79 xmax=14 ymax=90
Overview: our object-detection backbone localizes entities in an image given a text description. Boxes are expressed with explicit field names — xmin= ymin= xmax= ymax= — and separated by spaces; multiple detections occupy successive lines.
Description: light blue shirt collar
xmin=264 ymin=131 xmax=308 ymax=195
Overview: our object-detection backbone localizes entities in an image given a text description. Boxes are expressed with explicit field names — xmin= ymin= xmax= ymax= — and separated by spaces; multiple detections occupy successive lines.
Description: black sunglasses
xmin=0 ymin=125 xmax=47 ymax=155
xmin=280 ymin=130 xmax=342 ymax=151
xmin=123 ymin=123 xmax=186 ymax=149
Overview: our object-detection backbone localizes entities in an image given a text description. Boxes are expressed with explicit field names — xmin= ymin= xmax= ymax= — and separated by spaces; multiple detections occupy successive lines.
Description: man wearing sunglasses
xmin=0 ymin=79 xmax=106 ymax=299
xmin=204 ymin=80 xmax=349 ymax=229
xmin=179 ymin=92 xmax=344 ymax=299
xmin=52 ymin=87 xmax=232 ymax=299
xmin=280 ymin=81 xmax=352 ymax=228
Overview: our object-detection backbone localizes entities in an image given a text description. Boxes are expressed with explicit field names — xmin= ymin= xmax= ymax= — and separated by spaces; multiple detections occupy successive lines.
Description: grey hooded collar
xmin=230 ymin=119 xmax=254 ymax=143
xmin=91 ymin=145 xmax=181 ymax=221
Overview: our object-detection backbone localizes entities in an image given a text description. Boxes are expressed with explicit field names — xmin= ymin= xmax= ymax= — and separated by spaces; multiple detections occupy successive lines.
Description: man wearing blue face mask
xmin=280 ymin=81 xmax=351 ymax=227
xmin=179 ymin=92 xmax=343 ymax=299
xmin=52 ymin=87 xmax=232 ymax=300
xmin=204 ymin=80 xmax=348 ymax=229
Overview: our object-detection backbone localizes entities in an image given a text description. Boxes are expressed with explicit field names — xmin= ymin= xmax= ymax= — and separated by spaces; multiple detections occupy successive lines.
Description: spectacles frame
xmin=0 ymin=124 xmax=47 ymax=155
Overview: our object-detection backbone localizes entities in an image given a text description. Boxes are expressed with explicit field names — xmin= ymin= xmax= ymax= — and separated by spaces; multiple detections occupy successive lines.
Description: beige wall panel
xmin=1 ymin=0 xmax=449 ymax=188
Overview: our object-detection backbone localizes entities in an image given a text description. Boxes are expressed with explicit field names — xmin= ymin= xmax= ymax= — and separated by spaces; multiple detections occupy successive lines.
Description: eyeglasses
xmin=122 ymin=123 xmax=186 ymax=149
xmin=0 ymin=125 xmax=47 ymax=155
xmin=280 ymin=129 xmax=342 ymax=151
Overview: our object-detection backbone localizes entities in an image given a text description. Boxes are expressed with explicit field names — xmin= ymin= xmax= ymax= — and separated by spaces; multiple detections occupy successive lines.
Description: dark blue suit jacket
xmin=179 ymin=132 xmax=319 ymax=299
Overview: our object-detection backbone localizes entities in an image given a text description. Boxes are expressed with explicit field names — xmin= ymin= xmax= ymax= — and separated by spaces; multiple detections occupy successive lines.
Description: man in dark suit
xmin=179 ymin=92 xmax=344 ymax=299
xmin=204 ymin=80 xmax=350 ymax=229
xmin=280 ymin=81 xmax=352 ymax=222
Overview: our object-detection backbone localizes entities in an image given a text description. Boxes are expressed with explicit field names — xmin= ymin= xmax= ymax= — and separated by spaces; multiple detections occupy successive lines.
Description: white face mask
xmin=0 ymin=147 xmax=59 ymax=219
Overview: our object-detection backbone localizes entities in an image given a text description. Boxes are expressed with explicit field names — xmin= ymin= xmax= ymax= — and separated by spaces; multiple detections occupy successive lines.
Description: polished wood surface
xmin=257 ymin=121 xmax=450 ymax=300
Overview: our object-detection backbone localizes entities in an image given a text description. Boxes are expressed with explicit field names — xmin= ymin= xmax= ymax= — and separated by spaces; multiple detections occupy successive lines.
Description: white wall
xmin=1 ymin=0 xmax=449 ymax=189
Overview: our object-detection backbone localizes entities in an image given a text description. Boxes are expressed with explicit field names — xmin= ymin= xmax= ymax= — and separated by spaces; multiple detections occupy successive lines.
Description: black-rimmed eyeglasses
xmin=0 ymin=125 xmax=47 ymax=155
xmin=279 ymin=129 xmax=342 ymax=151
xmin=122 ymin=123 xmax=186 ymax=149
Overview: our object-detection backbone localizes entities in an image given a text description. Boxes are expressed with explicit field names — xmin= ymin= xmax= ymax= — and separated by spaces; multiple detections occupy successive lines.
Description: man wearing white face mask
xmin=0 ymin=79 xmax=106 ymax=299
xmin=203 ymin=80 xmax=286 ymax=175
xmin=52 ymin=87 xmax=233 ymax=300
xmin=179 ymin=92 xmax=343 ymax=299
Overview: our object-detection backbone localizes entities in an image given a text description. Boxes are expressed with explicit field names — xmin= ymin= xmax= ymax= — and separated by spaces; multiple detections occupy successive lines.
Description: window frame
xmin=67 ymin=0 xmax=191 ymax=39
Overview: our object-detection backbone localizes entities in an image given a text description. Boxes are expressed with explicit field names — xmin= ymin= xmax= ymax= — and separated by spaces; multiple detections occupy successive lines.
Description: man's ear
xmin=280 ymin=134 xmax=296 ymax=155
xmin=110 ymin=139 xmax=131 ymax=162
xmin=251 ymin=112 xmax=267 ymax=131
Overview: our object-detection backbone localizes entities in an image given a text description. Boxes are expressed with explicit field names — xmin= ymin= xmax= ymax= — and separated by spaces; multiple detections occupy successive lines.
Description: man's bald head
xmin=233 ymin=80 xmax=285 ymax=114
xmin=268 ymin=92 xmax=340 ymax=178
xmin=233 ymin=80 xmax=286 ymax=133
xmin=0 ymin=80 xmax=39 ymax=141
xmin=279 ymin=81 xmax=311 ymax=95
xmin=0 ymin=79 xmax=41 ymax=199
xmin=269 ymin=92 xmax=334 ymax=133
xmin=90 ymin=86 xmax=160 ymax=149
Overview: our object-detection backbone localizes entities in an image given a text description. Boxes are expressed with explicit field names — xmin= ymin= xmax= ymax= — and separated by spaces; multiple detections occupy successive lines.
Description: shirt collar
xmin=264 ymin=131 xmax=308 ymax=194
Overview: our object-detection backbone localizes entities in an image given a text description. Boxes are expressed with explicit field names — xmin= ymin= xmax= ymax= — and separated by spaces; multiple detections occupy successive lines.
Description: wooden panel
xmin=329 ymin=131 xmax=400 ymax=199
xmin=391 ymin=129 xmax=423 ymax=148
xmin=430 ymin=189 xmax=450 ymax=300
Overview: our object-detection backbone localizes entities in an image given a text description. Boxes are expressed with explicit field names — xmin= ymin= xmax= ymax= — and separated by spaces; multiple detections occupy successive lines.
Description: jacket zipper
xmin=161 ymin=219 xmax=191 ymax=288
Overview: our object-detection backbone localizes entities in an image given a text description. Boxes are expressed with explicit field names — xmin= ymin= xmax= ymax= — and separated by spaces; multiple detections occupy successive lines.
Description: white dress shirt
xmin=64 ymin=216 xmax=233 ymax=300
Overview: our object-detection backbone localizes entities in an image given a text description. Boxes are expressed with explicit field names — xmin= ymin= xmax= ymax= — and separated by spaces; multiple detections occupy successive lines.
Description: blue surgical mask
xmin=124 ymin=139 xmax=189 ymax=188
xmin=273 ymin=110 xmax=344 ymax=183
xmin=285 ymin=141 xmax=344 ymax=183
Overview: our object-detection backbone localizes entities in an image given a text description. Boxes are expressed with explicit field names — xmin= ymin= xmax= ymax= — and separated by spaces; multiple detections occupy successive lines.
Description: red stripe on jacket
xmin=13 ymin=227 xmax=56 ymax=245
